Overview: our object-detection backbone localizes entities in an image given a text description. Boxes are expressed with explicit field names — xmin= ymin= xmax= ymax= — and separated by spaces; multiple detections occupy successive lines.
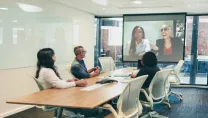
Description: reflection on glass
xmin=198 ymin=16 xmax=208 ymax=57
xmin=12 ymin=28 xmax=24 ymax=44
xmin=0 ymin=8 xmax=8 ymax=10
xmin=73 ymin=20 xmax=79 ymax=45
xmin=17 ymin=3 xmax=43 ymax=12
xmin=185 ymin=16 xmax=193 ymax=59
xmin=0 ymin=1 xmax=74 ymax=70
xmin=107 ymin=27 xmax=122 ymax=46
xmin=12 ymin=20 xmax=18 ymax=23
xmin=0 ymin=28 xmax=3 ymax=44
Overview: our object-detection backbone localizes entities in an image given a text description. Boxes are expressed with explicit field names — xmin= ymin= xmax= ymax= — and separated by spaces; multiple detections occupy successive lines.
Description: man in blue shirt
xmin=71 ymin=46 xmax=100 ymax=79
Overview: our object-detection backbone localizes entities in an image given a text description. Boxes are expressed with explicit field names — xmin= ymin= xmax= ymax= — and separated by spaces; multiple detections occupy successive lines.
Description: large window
xmin=100 ymin=18 xmax=123 ymax=67
xmin=196 ymin=16 xmax=208 ymax=84
xmin=182 ymin=16 xmax=208 ymax=85
xmin=198 ymin=16 xmax=208 ymax=57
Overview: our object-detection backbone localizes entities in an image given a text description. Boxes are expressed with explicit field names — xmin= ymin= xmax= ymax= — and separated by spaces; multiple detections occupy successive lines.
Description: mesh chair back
xmin=66 ymin=64 xmax=75 ymax=78
xmin=118 ymin=75 xmax=148 ymax=117
xmin=27 ymin=72 xmax=44 ymax=91
xmin=174 ymin=60 xmax=184 ymax=77
xmin=98 ymin=57 xmax=116 ymax=72
xmin=149 ymin=69 xmax=172 ymax=100
xmin=27 ymin=72 xmax=58 ymax=111
xmin=163 ymin=65 xmax=174 ymax=70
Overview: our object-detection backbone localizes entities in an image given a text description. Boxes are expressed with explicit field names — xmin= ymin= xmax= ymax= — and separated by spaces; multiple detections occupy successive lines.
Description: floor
xmin=5 ymin=107 xmax=61 ymax=118
xmin=5 ymin=87 xmax=208 ymax=118
xmin=156 ymin=87 xmax=208 ymax=118
xmin=179 ymin=73 xmax=207 ymax=85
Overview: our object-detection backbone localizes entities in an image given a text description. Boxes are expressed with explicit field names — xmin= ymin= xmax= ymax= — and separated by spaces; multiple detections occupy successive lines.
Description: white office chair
xmin=169 ymin=60 xmax=184 ymax=84
xmin=27 ymin=72 xmax=59 ymax=117
xmin=98 ymin=57 xmax=116 ymax=72
xmin=66 ymin=64 xmax=75 ymax=78
xmin=168 ymin=60 xmax=184 ymax=100
xmin=140 ymin=69 xmax=172 ymax=111
xmin=100 ymin=75 xmax=148 ymax=118
xmin=163 ymin=65 xmax=174 ymax=70
xmin=27 ymin=72 xmax=76 ymax=118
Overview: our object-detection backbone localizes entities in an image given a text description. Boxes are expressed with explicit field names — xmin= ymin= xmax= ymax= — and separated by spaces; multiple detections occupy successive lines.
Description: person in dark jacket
xmin=155 ymin=25 xmax=183 ymax=62
xmin=131 ymin=52 xmax=160 ymax=101
xmin=71 ymin=46 xmax=100 ymax=79
xmin=131 ymin=51 xmax=160 ymax=88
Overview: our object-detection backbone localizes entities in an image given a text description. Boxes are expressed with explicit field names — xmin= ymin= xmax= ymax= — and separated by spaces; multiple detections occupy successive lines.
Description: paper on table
xmin=108 ymin=77 xmax=126 ymax=82
xmin=121 ymin=77 xmax=132 ymax=83
xmin=81 ymin=84 xmax=105 ymax=91
xmin=133 ymin=70 xmax=139 ymax=75
xmin=111 ymin=73 xmax=131 ymax=77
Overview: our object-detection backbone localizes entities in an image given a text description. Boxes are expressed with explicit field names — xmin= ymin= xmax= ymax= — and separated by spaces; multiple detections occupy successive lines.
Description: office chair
xmin=163 ymin=65 xmax=174 ymax=70
xmin=140 ymin=69 xmax=172 ymax=111
xmin=27 ymin=72 xmax=60 ymax=118
xmin=100 ymin=75 xmax=148 ymax=118
xmin=169 ymin=60 xmax=184 ymax=84
xmin=99 ymin=57 xmax=116 ymax=73
xmin=27 ymin=72 xmax=84 ymax=118
xmin=168 ymin=60 xmax=184 ymax=100
xmin=65 ymin=64 xmax=75 ymax=78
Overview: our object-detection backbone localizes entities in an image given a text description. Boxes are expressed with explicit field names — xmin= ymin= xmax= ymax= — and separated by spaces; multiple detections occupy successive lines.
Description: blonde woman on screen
xmin=125 ymin=26 xmax=151 ymax=56
xmin=155 ymin=25 xmax=183 ymax=61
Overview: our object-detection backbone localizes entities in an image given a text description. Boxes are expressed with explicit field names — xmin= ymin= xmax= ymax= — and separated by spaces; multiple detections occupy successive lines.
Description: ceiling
xmin=51 ymin=0 xmax=208 ymax=16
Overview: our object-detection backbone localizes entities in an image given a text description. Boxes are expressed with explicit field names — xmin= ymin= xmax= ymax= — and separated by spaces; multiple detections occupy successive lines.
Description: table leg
xmin=54 ymin=109 xmax=58 ymax=117
xmin=57 ymin=107 xmax=63 ymax=118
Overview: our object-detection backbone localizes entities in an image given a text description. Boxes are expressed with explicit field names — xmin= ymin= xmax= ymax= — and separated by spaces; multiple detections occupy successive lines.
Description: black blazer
xmin=156 ymin=37 xmax=183 ymax=62
xmin=136 ymin=66 xmax=160 ymax=88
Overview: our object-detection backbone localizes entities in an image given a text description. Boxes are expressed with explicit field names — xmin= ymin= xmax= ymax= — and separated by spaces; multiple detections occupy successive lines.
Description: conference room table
xmin=7 ymin=67 xmax=137 ymax=117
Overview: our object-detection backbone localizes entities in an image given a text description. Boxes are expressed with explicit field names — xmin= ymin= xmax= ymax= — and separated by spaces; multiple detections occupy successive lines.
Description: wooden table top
xmin=7 ymin=67 xmax=136 ymax=109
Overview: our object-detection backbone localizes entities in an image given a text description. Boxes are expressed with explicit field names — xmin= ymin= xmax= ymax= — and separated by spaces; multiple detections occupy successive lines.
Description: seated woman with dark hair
xmin=131 ymin=51 xmax=160 ymax=89
xmin=35 ymin=48 xmax=87 ymax=89
xmin=35 ymin=48 xmax=98 ymax=117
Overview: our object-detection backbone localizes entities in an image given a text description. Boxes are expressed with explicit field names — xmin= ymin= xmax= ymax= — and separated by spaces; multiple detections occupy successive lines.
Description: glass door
xmin=181 ymin=16 xmax=193 ymax=84
xmin=195 ymin=16 xmax=208 ymax=85
xmin=183 ymin=15 xmax=208 ymax=85
xmin=100 ymin=18 xmax=123 ymax=68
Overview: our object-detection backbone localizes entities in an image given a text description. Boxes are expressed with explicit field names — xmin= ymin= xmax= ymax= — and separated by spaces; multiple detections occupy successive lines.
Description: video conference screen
xmin=123 ymin=14 xmax=186 ymax=62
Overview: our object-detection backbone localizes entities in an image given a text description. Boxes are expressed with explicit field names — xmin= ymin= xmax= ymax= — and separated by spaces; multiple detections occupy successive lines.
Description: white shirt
xmin=37 ymin=67 xmax=76 ymax=89
xmin=125 ymin=39 xmax=151 ymax=55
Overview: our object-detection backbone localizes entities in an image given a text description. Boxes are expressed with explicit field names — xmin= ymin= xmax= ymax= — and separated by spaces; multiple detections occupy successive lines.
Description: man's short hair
xmin=74 ymin=46 xmax=83 ymax=56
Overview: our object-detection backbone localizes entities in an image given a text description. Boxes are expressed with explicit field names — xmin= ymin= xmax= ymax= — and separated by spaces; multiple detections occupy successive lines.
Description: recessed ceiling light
xmin=92 ymin=0 xmax=108 ymax=6
xmin=188 ymin=5 xmax=191 ymax=8
xmin=102 ymin=8 xmax=105 ymax=10
xmin=134 ymin=1 xmax=142 ymax=4
xmin=0 ymin=8 xmax=8 ymax=10
xmin=17 ymin=3 xmax=43 ymax=12
xmin=131 ymin=0 xmax=142 ymax=4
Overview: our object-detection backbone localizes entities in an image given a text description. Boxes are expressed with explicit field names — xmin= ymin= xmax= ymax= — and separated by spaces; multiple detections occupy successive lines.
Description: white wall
xmin=0 ymin=0 xmax=95 ymax=117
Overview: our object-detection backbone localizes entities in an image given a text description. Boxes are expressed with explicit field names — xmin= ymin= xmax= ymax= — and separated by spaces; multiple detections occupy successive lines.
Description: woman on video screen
xmin=126 ymin=26 xmax=151 ymax=56
xmin=155 ymin=25 xmax=183 ymax=61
